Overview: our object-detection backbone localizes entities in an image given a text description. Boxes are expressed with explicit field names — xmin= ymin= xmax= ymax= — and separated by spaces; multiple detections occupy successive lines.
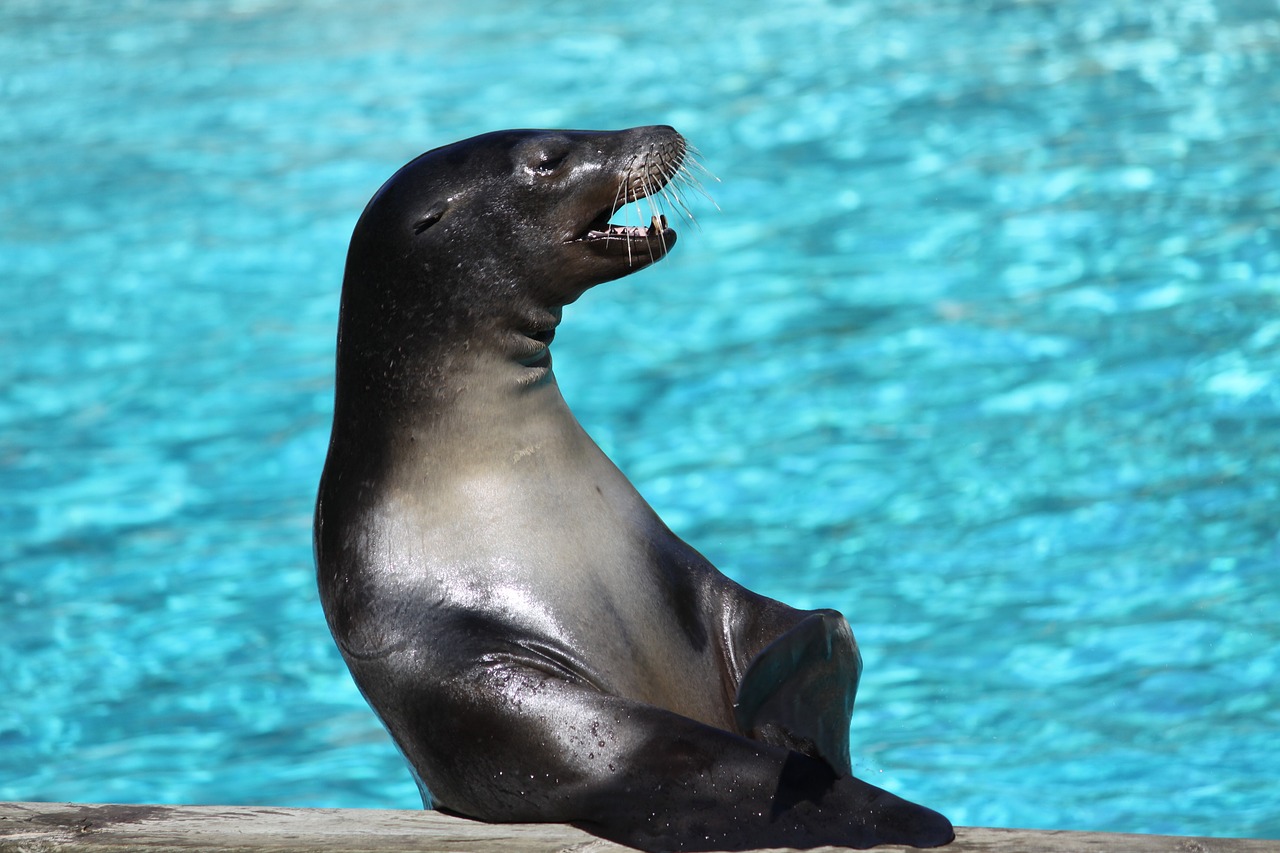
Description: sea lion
xmin=315 ymin=125 xmax=953 ymax=851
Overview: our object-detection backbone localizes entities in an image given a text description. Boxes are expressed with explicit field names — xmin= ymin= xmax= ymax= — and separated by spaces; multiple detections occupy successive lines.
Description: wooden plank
xmin=0 ymin=802 xmax=1273 ymax=853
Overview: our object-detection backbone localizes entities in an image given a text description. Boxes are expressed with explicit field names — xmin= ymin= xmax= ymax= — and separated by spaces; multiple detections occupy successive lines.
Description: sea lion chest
xmin=323 ymin=427 xmax=735 ymax=730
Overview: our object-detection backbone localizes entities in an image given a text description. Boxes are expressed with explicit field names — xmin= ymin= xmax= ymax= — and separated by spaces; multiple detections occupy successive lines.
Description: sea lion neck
xmin=331 ymin=292 xmax=568 ymax=435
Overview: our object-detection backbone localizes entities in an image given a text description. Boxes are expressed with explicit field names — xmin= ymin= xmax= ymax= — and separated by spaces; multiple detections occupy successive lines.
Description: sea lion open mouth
xmin=571 ymin=131 xmax=708 ymax=261
xmin=577 ymin=212 xmax=671 ymax=244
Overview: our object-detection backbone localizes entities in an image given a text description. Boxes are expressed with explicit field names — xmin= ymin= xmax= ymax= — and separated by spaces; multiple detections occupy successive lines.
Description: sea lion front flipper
xmin=733 ymin=610 xmax=860 ymax=775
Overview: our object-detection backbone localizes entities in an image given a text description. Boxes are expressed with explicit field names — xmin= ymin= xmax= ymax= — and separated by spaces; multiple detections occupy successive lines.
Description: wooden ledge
xmin=0 ymin=802 xmax=1270 ymax=853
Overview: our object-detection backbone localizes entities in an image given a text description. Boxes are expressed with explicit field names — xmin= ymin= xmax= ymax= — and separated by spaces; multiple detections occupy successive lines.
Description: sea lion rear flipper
xmin=733 ymin=610 xmax=860 ymax=775
xmin=383 ymin=654 xmax=950 ymax=851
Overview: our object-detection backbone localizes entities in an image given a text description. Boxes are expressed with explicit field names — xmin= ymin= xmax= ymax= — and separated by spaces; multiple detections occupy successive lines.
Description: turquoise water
xmin=2 ymin=0 xmax=1278 ymax=839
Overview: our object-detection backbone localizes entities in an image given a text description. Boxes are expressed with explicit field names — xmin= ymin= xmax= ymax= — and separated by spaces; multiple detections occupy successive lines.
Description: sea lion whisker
xmin=657 ymin=184 xmax=695 ymax=231
xmin=649 ymin=157 xmax=691 ymax=220
xmin=660 ymin=172 xmax=703 ymax=230
xmin=682 ymin=143 xmax=718 ymax=178
xmin=677 ymin=148 xmax=722 ymax=199
xmin=675 ymin=164 xmax=721 ymax=210
xmin=647 ymin=162 xmax=705 ymax=231
xmin=612 ymin=166 xmax=635 ymax=266
xmin=648 ymin=173 xmax=666 ymax=224
xmin=640 ymin=171 xmax=660 ymax=264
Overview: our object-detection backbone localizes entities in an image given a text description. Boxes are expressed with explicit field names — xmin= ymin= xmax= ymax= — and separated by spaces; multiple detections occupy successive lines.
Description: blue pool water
xmin=2 ymin=0 xmax=1277 ymax=838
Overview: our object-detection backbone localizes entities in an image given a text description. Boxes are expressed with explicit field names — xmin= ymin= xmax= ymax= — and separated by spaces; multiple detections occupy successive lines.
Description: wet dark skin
xmin=315 ymin=126 xmax=953 ymax=851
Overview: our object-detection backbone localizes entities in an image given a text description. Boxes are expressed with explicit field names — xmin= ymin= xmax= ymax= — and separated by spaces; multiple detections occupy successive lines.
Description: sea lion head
xmin=346 ymin=125 xmax=685 ymax=302
xmin=335 ymin=125 xmax=691 ymax=414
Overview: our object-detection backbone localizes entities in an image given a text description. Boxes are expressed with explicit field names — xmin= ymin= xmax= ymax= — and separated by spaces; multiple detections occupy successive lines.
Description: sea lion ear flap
xmin=412 ymin=200 xmax=449 ymax=235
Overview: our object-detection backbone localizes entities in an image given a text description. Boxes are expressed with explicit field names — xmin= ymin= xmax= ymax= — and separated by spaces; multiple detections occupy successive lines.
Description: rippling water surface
xmin=2 ymin=0 xmax=1277 ymax=838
